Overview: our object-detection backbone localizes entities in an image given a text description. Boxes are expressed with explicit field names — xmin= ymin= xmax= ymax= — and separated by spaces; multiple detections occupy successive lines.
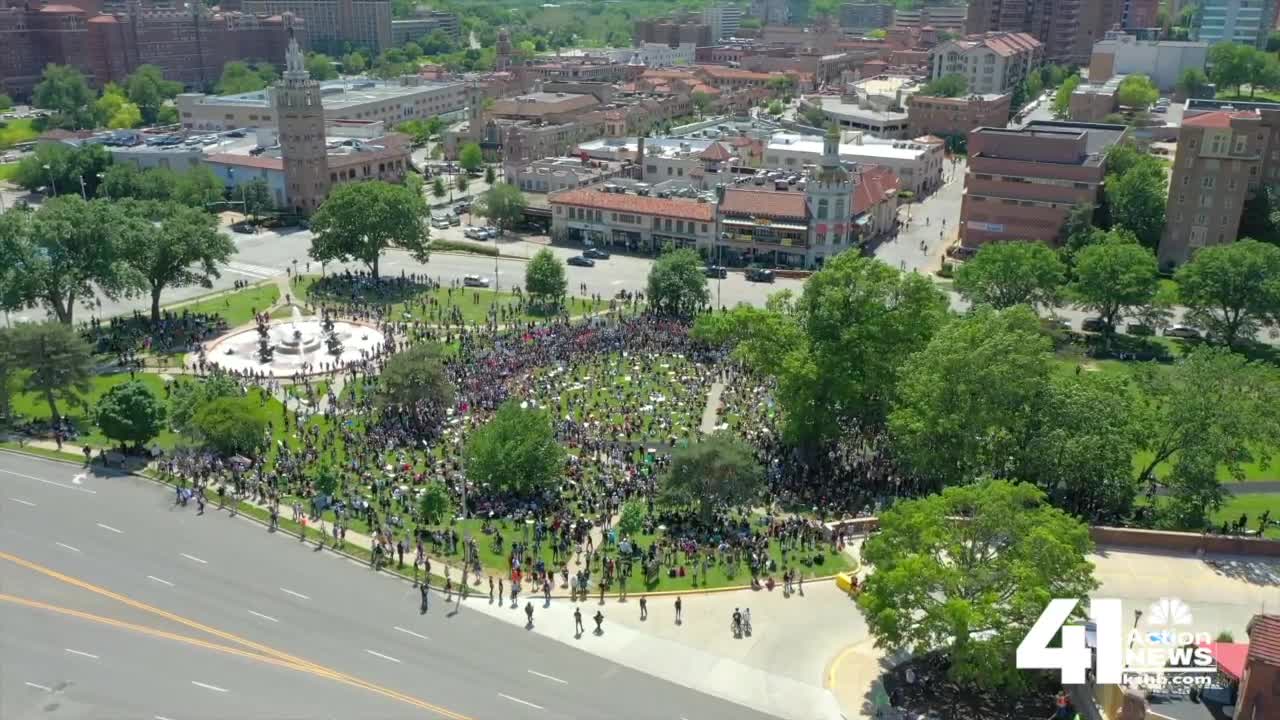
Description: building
xmin=1158 ymin=109 xmax=1263 ymax=267
xmin=634 ymin=12 xmax=712 ymax=47
xmin=504 ymin=156 xmax=627 ymax=194
xmin=965 ymin=0 xmax=1122 ymax=66
xmin=238 ymin=0 xmax=390 ymax=52
xmin=1068 ymin=74 xmax=1123 ymax=121
xmin=702 ymin=3 xmax=743 ymax=40
xmin=175 ymin=76 xmax=469 ymax=131
xmin=765 ymin=130 xmax=944 ymax=194
xmin=892 ymin=6 xmax=966 ymax=33
xmin=959 ymin=120 xmax=1127 ymax=248
xmin=799 ymin=75 xmax=919 ymax=138
xmin=1194 ymin=0 xmax=1277 ymax=48
xmin=0 ymin=0 xmax=295 ymax=98
xmin=1238 ymin=614 xmax=1279 ymax=720
xmin=928 ymin=32 xmax=1044 ymax=96
xmin=748 ymin=0 xmax=790 ymax=26
xmin=1089 ymin=31 xmax=1208 ymax=91
xmin=274 ymin=32 xmax=329 ymax=214
xmin=1122 ymin=0 xmax=1159 ymax=30
xmin=907 ymin=92 xmax=1012 ymax=141
xmin=839 ymin=2 xmax=893 ymax=30
xmin=638 ymin=139 xmax=747 ymax=189
xmin=550 ymin=186 xmax=717 ymax=252
xmin=390 ymin=10 xmax=459 ymax=45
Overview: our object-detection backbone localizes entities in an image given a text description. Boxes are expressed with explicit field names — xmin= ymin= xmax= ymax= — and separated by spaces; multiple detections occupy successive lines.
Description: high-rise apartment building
xmin=1194 ymin=0 xmax=1277 ymax=48
xmin=275 ymin=32 xmax=330 ymax=214
xmin=634 ymin=11 xmax=713 ymax=46
xmin=966 ymin=0 xmax=1123 ymax=65
xmin=703 ymin=4 xmax=743 ymax=39
xmin=839 ymin=3 xmax=893 ymax=30
xmin=240 ymin=0 xmax=391 ymax=53
xmin=928 ymin=32 xmax=1044 ymax=95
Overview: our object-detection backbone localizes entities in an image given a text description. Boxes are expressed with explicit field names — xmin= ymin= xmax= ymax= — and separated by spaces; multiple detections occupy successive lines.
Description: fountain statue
xmin=255 ymin=315 xmax=274 ymax=362
xmin=203 ymin=304 xmax=385 ymax=377
xmin=321 ymin=309 xmax=344 ymax=355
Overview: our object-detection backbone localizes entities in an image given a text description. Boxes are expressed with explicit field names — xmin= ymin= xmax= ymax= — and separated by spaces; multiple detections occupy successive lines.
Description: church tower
xmin=275 ymin=30 xmax=330 ymax=215
xmin=804 ymin=125 xmax=856 ymax=262
xmin=495 ymin=28 xmax=513 ymax=72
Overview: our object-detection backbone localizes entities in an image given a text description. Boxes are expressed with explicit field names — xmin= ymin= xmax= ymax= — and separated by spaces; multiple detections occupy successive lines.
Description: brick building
xmin=927 ymin=32 xmax=1043 ymax=96
xmin=633 ymin=12 xmax=712 ymax=47
xmin=959 ymin=120 xmax=1127 ymax=248
xmin=0 ymin=0 xmax=296 ymax=98
xmin=965 ymin=0 xmax=1123 ymax=65
xmin=1238 ymin=614 xmax=1279 ymax=720
xmin=238 ymin=0 xmax=390 ymax=53
xmin=907 ymin=93 xmax=1012 ymax=142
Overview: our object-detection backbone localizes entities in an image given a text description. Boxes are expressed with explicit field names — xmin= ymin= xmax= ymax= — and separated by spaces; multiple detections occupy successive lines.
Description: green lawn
xmin=1217 ymin=89 xmax=1280 ymax=103
xmin=179 ymin=283 xmax=280 ymax=328
xmin=0 ymin=163 xmax=19 ymax=182
xmin=9 ymin=372 xmax=178 ymax=449
xmin=0 ymin=118 xmax=38 ymax=148
xmin=1211 ymin=493 xmax=1280 ymax=539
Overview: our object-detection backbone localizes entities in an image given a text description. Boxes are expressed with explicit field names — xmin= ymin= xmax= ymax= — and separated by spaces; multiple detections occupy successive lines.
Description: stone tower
xmin=804 ymin=125 xmax=855 ymax=255
xmin=495 ymin=28 xmax=513 ymax=72
xmin=275 ymin=30 xmax=330 ymax=215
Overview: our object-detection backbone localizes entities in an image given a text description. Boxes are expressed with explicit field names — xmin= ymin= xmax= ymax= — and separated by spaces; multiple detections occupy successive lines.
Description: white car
xmin=430 ymin=217 xmax=451 ymax=229
xmin=463 ymin=275 xmax=490 ymax=288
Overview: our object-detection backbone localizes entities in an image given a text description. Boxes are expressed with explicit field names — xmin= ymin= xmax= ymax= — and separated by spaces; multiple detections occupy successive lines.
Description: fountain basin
xmin=202 ymin=313 xmax=386 ymax=377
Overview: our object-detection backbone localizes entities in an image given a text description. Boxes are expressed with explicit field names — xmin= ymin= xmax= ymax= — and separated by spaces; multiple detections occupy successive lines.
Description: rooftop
xmin=186 ymin=78 xmax=464 ymax=110
xmin=972 ymin=121 xmax=1127 ymax=162
xmin=490 ymin=92 xmax=599 ymax=118
xmin=1182 ymin=109 xmax=1260 ymax=128
xmin=1248 ymin=614 xmax=1280 ymax=667
xmin=768 ymin=132 xmax=934 ymax=160
xmin=719 ymin=188 xmax=808 ymax=219
xmin=549 ymin=187 xmax=715 ymax=222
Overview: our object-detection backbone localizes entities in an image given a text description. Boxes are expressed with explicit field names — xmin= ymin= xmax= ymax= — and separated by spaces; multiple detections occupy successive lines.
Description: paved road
xmin=0 ymin=453 xmax=789 ymax=720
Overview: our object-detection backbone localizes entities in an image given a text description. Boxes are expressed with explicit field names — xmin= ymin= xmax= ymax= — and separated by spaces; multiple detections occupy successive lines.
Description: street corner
xmin=824 ymin=638 xmax=896 ymax=720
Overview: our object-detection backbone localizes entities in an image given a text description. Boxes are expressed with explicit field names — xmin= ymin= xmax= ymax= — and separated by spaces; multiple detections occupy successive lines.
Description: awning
xmin=1199 ymin=641 xmax=1249 ymax=680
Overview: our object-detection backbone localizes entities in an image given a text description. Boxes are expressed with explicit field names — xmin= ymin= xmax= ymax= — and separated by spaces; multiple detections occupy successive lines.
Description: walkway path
xmin=700 ymin=380 xmax=726 ymax=434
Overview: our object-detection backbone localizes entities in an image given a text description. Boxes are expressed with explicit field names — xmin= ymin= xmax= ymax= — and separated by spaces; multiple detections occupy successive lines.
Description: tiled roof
xmin=696 ymin=65 xmax=774 ymax=81
xmin=1183 ymin=110 xmax=1258 ymax=128
xmin=550 ymin=188 xmax=714 ymax=222
xmin=719 ymin=188 xmax=808 ymax=220
xmin=698 ymin=142 xmax=732 ymax=161
xmin=853 ymin=165 xmax=901 ymax=215
xmin=205 ymin=153 xmax=285 ymax=171
xmin=1248 ymin=614 xmax=1280 ymax=666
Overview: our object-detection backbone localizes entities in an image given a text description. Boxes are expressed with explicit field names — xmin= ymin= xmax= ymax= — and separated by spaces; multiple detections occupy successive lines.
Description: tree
xmin=691 ymin=91 xmax=714 ymax=117
xmin=1239 ymin=184 xmax=1280 ymax=245
xmin=11 ymin=321 xmax=93 ymax=424
xmin=106 ymin=102 xmax=143 ymax=129
xmin=617 ymin=499 xmax=645 ymax=537
xmin=1269 ymin=30 xmax=1280 ymax=52
xmin=858 ymin=480 xmax=1097 ymax=693
xmin=342 ymin=51 xmax=368 ymax=74
xmin=1208 ymin=42 xmax=1253 ymax=96
xmin=1177 ymin=67 xmax=1211 ymax=99
xmin=8 ymin=197 xmax=133 ymax=324
xmin=464 ymin=400 xmax=566 ymax=497
xmin=458 ymin=142 xmax=484 ymax=174
xmin=1132 ymin=347 xmax=1280 ymax=528
xmin=920 ymin=73 xmax=968 ymax=98
xmin=1052 ymin=74 xmax=1082 ymax=118
xmin=1057 ymin=203 xmax=1105 ymax=261
xmin=1175 ymin=239 xmax=1280 ymax=348
xmin=0 ymin=329 xmax=16 ymax=424
xmin=190 ymin=395 xmax=269 ymax=457
xmin=647 ymin=247 xmax=709 ymax=317
xmin=167 ymin=371 xmax=240 ymax=436
xmin=309 ymin=180 xmax=428 ymax=278
xmin=310 ymin=463 xmax=340 ymax=500
xmin=431 ymin=177 xmax=447 ymax=201
xmin=216 ymin=61 xmax=272 ymax=94
xmin=889 ymin=306 xmax=1051 ymax=488
xmin=1070 ymin=235 xmax=1160 ymax=332
xmin=0 ymin=94 xmax=11 ymax=111
xmin=660 ymin=432 xmax=764 ymax=521
xmin=14 ymin=142 xmax=111 ymax=198
xmin=455 ymin=173 xmax=469 ymax=195
xmin=484 ymin=165 xmax=496 ymax=184
xmin=766 ymin=74 xmax=796 ymax=99
xmin=1248 ymin=51 xmax=1280 ymax=98
xmin=767 ymin=99 xmax=784 ymax=116
xmin=117 ymin=200 xmax=236 ymax=322
xmin=473 ymin=182 xmax=526 ymax=236
xmin=373 ymin=342 xmax=454 ymax=416
xmin=123 ymin=64 xmax=182 ymax=124
xmin=1117 ymin=74 xmax=1158 ymax=108
xmin=525 ymin=248 xmax=567 ymax=309
xmin=100 ymin=163 xmax=174 ymax=202
xmin=240 ymin=178 xmax=275 ymax=223
xmin=94 ymin=380 xmax=166 ymax=451
xmin=305 ymin=53 xmax=339 ymax=81
xmin=867 ymin=28 xmax=887 ymax=39
xmin=417 ymin=482 xmax=452 ymax=525
xmin=33 ymin=64 xmax=96 ymax=129
xmin=171 ymin=166 xmax=225 ymax=209
xmin=1105 ymin=158 xmax=1167 ymax=249
xmin=402 ymin=42 xmax=423 ymax=61
xmin=953 ymin=241 xmax=1066 ymax=312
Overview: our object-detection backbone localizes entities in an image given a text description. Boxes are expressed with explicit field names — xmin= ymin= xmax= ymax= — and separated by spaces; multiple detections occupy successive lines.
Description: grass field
xmin=9 ymin=372 xmax=178 ymax=449
xmin=1211 ymin=493 xmax=1280 ymax=539
xmin=0 ymin=163 xmax=18 ymax=182
xmin=0 ymin=118 xmax=38 ymax=148
xmin=179 ymin=283 xmax=280 ymax=328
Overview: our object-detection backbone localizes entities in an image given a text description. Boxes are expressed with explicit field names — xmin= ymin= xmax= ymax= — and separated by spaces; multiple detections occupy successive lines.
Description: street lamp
xmin=42 ymin=163 xmax=56 ymax=197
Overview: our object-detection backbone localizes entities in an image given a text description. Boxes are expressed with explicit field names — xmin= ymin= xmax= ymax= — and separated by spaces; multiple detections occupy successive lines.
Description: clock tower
xmin=275 ymin=30 xmax=330 ymax=214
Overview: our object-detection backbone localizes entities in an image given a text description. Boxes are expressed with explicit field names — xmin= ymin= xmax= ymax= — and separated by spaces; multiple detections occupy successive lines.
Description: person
xmin=639 ymin=596 xmax=647 ymax=621
xmin=82 ymin=445 xmax=92 ymax=465
xmin=675 ymin=596 xmax=682 ymax=623
xmin=574 ymin=606 xmax=584 ymax=635
xmin=525 ymin=601 xmax=534 ymax=627
xmin=743 ymin=607 xmax=751 ymax=634
xmin=593 ymin=610 xmax=604 ymax=634
xmin=420 ymin=583 xmax=429 ymax=613
xmin=732 ymin=607 xmax=742 ymax=636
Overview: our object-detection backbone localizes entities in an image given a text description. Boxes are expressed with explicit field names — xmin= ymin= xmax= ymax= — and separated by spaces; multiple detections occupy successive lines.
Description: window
xmin=1201 ymin=176 xmax=1215 ymax=189
xmin=817 ymin=199 xmax=828 ymax=219
xmin=1234 ymin=136 xmax=1247 ymax=153
xmin=1182 ymin=175 xmax=1191 ymax=186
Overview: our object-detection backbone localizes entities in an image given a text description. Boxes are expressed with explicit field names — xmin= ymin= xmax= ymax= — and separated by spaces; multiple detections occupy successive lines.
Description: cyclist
xmin=732 ymin=608 xmax=742 ymax=636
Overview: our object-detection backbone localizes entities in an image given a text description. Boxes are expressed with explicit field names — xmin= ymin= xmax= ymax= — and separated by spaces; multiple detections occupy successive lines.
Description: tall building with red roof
xmin=1238 ymin=614 xmax=1280 ymax=720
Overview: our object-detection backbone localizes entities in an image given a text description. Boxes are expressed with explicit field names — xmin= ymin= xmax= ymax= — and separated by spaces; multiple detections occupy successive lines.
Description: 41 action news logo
xmin=1017 ymin=597 xmax=1222 ymax=691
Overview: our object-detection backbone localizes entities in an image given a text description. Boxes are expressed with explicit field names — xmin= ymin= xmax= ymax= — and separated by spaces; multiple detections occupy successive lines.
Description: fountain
xmin=202 ymin=304 xmax=386 ymax=378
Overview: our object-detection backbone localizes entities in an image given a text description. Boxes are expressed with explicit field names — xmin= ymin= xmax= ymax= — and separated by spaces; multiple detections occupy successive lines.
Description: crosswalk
xmin=223 ymin=261 xmax=282 ymax=280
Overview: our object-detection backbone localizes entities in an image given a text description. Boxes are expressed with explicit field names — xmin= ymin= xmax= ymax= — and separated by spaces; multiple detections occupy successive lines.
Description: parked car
xmin=1126 ymin=322 xmax=1155 ymax=336
xmin=462 ymin=274 xmax=490 ymax=287
xmin=1152 ymin=105 xmax=1167 ymax=113
xmin=584 ymin=247 xmax=610 ymax=260
xmin=567 ymin=255 xmax=596 ymax=267
xmin=704 ymin=265 xmax=728 ymax=279
xmin=1164 ymin=324 xmax=1202 ymax=339
xmin=454 ymin=202 xmax=471 ymax=214
xmin=430 ymin=217 xmax=451 ymax=230
xmin=746 ymin=268 xmax=775 ymax=283
xmin=464 ymin=227 xmax=485 ymax=240
xmin=1081 ymin=317 xmax=1110 ymax=333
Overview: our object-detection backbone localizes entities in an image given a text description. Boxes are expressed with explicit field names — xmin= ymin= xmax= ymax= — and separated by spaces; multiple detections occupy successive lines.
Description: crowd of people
xmin=83 ymin=310 xmax=229 ymax=360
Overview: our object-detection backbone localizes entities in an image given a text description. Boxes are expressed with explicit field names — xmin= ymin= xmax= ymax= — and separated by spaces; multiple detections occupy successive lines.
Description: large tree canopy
xmin=660 ymin=432 xmax=764 ymax=521
xmin=373 ymin=343 xmax=455 ymax=418
xmin=33 ymin=64 xmax=96 ymax=129
xmin=525 ymin=248 xmax=567 ymax=309
xmin=474 ymin=182 xmax=527 ymax=235
xmin=95 ymin=379 xmax=167 ymax=451
xmin=309 ymin=180 xmax=429 ymax=278
xmin=1175 ymin=238 xmax=1280 ymax=348
xmin=464 ymin=400 xmax=566 ymax=498
xmin=953 ymin=240 xmax=1066 ymax=312
xmin=117 ymin=200 xmax=236 ymax=322
xmin=1070 ymin=235 xmax=1160 ymax=332
xmin=859 ymin=480 xmax=1097 ymax=694
xmin=11 ymin=321 xmax=94 ymax=424
xmin=647 ymin=247 xmax=709 ymax=317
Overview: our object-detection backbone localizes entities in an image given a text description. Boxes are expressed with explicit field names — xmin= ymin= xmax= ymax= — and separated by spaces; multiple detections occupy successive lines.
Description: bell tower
xmin=275 ymin=30 xmax=330 ymax=215
xmin=804 ymin=124 xmax=856 ymax=264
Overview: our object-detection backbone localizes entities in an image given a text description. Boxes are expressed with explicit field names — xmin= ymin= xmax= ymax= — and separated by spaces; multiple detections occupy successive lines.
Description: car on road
xmin=704 ymin=265 xmax=729 ymax=279
xmin=454 ymin=202 xmax=471 ymax=214
xmin=1081 ymin=317 xmax=1110 ymax=333
xmin=1164 ymin=324 xmax=1202 ymax=339
xmin=462 ymin=274 xmax=490 ymax=287
xmin=464 ymin=227 xmax=486 ymax=240
xmin=746 ymin=268 xmax=775 ymax=283
xmin=584 ymin=247 xmax=610 ymax=260
xmin=567 ymin=255 xmax=596 ymax=267
xmin=430 ymin=217 xmax=451 ymax=230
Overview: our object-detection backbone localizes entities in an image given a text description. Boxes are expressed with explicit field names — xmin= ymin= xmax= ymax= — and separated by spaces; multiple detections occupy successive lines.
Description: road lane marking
xmin=0 ymin=468 xmax=97 ymax=494
xmin=279 ymin=587 xmax=309 ymax=600
xmin=155 ymin=716 xmax=177 ymax=720
xmin=9 ymin=497 xmax=36 ymax=506
xmin=498 ymin=693 xmax=544 ymax=710
xmin=365 ymin=649 xmax=401 ymax=663
xmin=393 ymin=626 xmax=429 ymax=641
xmin=527 ymin=670 xmax=567 ymax=684
xmin=0 ymin=554 xmax=475 ymax=720
xmin=65 ymin=648 xmax=99 ymax=659
xmin=190 ymin=681 xmax=228 ymax=693
xmin=180 ymin=553 xmax=207 ymax=565
xmin=56 ymin=543 xmax=81 ymax=553
xmin=248 ymin=610 xmax=279 ymax=623
xmin=96 ymin=523 xmax=123 ymax=534
xmin=25 ymin=682 xmax=52 ymax=691
xmin=147 ymin=576 xmax=174 ymax=587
